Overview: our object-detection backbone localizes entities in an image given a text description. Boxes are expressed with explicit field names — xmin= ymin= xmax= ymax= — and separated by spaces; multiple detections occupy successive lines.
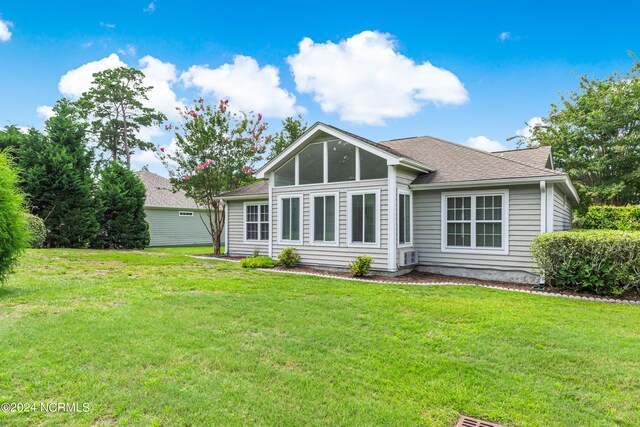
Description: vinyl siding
xmin=395 ymin=167 xmax=420 ymax=265
xmin=413 ymin=184 xmax=541 ymax=273
xmin=145 ymin=208 xmax=217 ymax=247
xmin=272 ymin=179 xmax=389 ymax=270
xmin=226 ymin=199 xmax=269 ymax=257
xmin=553 ymin=187 xmax=572 ymax=231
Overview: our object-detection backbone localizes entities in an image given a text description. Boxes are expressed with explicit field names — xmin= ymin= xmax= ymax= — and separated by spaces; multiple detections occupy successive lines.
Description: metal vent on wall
xmin=455 ymin=415 xmax=506 ymax=427
xmin=401 ymin=250 xmax=418 ymax=266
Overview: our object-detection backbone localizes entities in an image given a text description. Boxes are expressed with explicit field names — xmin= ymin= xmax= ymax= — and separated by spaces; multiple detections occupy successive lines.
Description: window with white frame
xmin=245 ymin=203 xmax=269 ymax=241
xmin=398 ymin=192 xmax=412 ymax=245
xmin=279 ymin=196 xmax=302 ymax=242
xmin=348 ymin=191 xmax=378 ymax=245
xmin=442 ymin=191 xmax=508 ymax=253
xmin=312 ymin=193 xmax=337 ymax=243
xmin=272 ymin=139 xmax=388 ymax=187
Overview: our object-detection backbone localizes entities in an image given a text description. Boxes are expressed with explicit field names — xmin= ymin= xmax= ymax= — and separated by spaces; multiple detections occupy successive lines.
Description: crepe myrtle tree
xmin=159 ymin=99 xmax=270 ymax=255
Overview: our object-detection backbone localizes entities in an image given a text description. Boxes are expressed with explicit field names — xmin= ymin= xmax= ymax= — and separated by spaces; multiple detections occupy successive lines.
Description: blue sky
xmin=0 ymin=1 xmax=638 ymax=174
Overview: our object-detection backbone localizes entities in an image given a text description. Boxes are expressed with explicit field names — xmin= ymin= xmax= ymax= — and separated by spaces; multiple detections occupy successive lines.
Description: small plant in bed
xmin=277 ymin=247 xmax=300 ymax=267
xmin=240 ymin=256 xmax=277 ymax=269
xmin=349 ymin=255 xmax=374 ymax=277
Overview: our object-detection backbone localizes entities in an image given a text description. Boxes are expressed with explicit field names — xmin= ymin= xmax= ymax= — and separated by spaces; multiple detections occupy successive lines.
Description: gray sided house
xmin=137 ymin=171 xmax=222 ymax=247
xmin=219 ymin=123 xmax=577 ymax=284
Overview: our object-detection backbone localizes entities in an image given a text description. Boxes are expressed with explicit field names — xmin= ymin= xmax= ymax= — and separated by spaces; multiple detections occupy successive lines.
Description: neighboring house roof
xmin=379 ymin=136 xmax=563 ymax=185
xmin=494 ymin=146 xmax=553 ymax=169
xmin=219 ymin=180 xmax=269 ymax=199
xmin=136 ymin=170 xmax=203 ymax=209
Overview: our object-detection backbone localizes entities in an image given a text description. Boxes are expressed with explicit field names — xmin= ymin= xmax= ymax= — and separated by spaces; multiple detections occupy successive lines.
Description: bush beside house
xmin=92 ymin=162 xmax=150 ymax=249
xmin=532 ymin=230 xmax=640 ymax=295
xmin=581 ymin=205 xmax=640 ymax=231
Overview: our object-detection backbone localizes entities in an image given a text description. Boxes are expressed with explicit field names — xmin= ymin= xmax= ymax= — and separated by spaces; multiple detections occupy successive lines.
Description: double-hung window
xmin=442 ymin=190 xmax=509 ymax=254
xmin=312 ymin=193 xmax=337 ymax=244
xmin=348 ymin=190 xmax=379 ymax=246
xmin=398 ymin=192 xmax=412 ymax=246
xmin=245 ymin=203 xmax=269 ymax=242
xmin=279 ymin=195 xmax=302 ymax=243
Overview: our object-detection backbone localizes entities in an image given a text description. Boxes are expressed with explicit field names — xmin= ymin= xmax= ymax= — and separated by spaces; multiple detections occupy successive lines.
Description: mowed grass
xmin=1 ymin=248 xmax=639 ymax=426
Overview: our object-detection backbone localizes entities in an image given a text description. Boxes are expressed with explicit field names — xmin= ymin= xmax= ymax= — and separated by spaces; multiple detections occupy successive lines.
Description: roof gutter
xmin=391 ymin=157 xmax=434 ymax=173
xmin=410 ymin=174 xmax=580 ymax=203
xmin=218 ymin=194 xmax=269 ymax=201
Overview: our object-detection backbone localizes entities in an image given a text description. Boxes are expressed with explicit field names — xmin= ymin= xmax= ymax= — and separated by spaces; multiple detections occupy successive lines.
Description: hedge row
xmin=532 ymin=230 xmax=640 ymax=295
xmin=582 ymin=205 xmax=640 ymax=231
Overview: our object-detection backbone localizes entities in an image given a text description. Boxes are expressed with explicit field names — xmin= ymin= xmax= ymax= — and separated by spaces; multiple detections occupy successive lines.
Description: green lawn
xmin=1 ymin=248 xmax=639 ymax=426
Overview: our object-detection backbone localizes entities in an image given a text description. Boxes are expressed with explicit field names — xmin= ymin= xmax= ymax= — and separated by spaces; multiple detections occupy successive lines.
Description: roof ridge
xmin=382 ymin=135 xmax=562 ymax=176
xmin=493 ymin=146 xmax=550 ymax=153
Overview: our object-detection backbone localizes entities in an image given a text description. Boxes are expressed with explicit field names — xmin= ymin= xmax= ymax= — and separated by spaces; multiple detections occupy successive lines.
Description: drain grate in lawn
xmin=456 ymin=415 xmax=505 ymax=427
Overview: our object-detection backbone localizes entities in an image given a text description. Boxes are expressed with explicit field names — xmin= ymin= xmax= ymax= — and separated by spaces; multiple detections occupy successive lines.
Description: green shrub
xmin=240 ymin=256 xmax=277 ymax=269
xmin=532 ymin=230 xmax=640 ymax=295
xmin=582 ymin=205 xmax=640 ymax=231
xmin=0 ymin=151 xmax=29 ymax=283
xmin=278 ymin=247 xmax=300 ymax=267
xmin=349 ymin=255 xmax=374 ymax=277
xmin=92 ymin=162 xmax=150 ymax=249
xmin=25 ymin=213 xmax=47 ymax=248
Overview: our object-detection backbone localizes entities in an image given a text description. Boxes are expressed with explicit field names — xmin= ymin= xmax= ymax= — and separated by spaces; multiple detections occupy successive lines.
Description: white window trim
xmin=310 ymin=191 xmax=340 ymax=247
xmin=178 ymin=211 xmax=194 ymax=217
xmin=440 ymin=189 xmax=510 ymax=255
xmin=347 ymin=188 xmax=381 ymax=248
xmin=243 ymin=202 xmax=269 ymax=244
xmin=277 ymin=194 xmax=304 ymax=245
xmin=273 ymin=139 xmax=388 ymax=188
xmin=397 ymin=189 xmax=413 ymax=248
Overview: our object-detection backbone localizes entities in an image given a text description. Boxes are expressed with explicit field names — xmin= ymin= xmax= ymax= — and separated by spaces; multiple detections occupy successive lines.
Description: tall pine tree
xmin=92 ymin=162 xmax=149 ymax=249
xmin=20 ymin=99 xmax=98 ymax=247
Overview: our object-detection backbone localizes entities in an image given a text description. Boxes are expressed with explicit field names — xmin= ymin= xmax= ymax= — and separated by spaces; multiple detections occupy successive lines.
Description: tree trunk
xmin=121 ymin=106 xmax=130 ymax=169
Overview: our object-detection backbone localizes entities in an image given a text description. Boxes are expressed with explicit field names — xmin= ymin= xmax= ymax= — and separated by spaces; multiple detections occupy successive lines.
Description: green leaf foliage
xmin=267 ymin=115 xmax=308 ymax=160
xmin=240 ymin=256 xmax=277 ymax=269
xmin=159 ymin=98 xmax=270 ymax=255
xmin=277 ymin=247 xmax=301 ymax=267
xmin=19 ymin=99 xmax=99 ymax=248
xmin=349 ymin=255 xmax=374 ymax=277
xmin=76 ymin=67 xmax=167 ymax=169
xmin=581 ymin=205 xmax=640 ymax=231
xmin=25 ymin=213 xmax=47 ymax=248
xmin=92 ymin=162 xmax=150 ymax=249
xmin=532 ymin=230 xmax=640 ymax=295
xmin=0 ymin=151 xmax=29 ymax=283
xmin=513 ymin=58 xmax=640 ymax=211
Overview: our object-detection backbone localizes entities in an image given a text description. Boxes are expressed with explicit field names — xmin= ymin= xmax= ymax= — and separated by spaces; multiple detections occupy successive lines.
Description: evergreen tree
xmin=92 ymin=162 xmax=149 ymax=249
xmin=19 ymin=99 xmax=98 ymax=247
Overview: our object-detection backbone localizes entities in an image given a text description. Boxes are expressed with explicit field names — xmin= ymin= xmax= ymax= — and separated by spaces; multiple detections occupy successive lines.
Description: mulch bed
xmin=192 ymin=254 xmax=640 ymax=303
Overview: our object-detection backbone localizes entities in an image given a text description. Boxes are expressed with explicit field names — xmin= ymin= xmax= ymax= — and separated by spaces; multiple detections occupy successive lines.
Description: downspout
xmin=268 ymin=174 xmax=274 ymax=258
xmin=388 ymin=165 xmax=397 ymax=272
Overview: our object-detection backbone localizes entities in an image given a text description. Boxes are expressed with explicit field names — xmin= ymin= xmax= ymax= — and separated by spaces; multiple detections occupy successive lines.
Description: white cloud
xmin=118 ymin=44 xmax=136 ymax=56
xmin=19 ymin=127 xmax=30 ymax=134
xmin=498 ymin=32 xmax=511 ymax=42
xmin=287 ymin=31 xmax=469 ymax=125
xmin=36 ymin=105 xmax=55 ymax=120
xmin=515 ymin=116 xmax=544 ymax=138
xmin=132 ymin=138 xmax=178 ymax=166
xmin=466 ymin=136 xmax=506 ymax=152
xmin=0 ymin=18 xmax=13 ymax=42
xmin=181 ymin=55 xmax=303 ymax=118
xmin=100 ymin=21 xmax=116 ymax=29
xmin=138 ymin=55 xmax=184 ymax=120
xmin=56 ymin=54 xmax=181 ymax=121
xmin=58 ymin=53 xmax=127 ymax=98
xmin=144 ymin=2 xmax=156 ymax=13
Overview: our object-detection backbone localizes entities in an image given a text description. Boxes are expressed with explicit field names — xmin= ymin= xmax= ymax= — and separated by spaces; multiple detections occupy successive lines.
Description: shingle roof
xmin=219 ymin=180 xmax=269 ymax=198
xmin=136 ymin=170 xmax=202 ymax=209
xmin=379 ymin=136 xmax=563 ymax=185
xmin=494 ymin=146 xmax=552 ymax=169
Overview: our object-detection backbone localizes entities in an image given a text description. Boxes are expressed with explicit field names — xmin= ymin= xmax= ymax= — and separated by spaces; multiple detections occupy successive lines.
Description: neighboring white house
xmin=137 ymin=171 xmax=223 ymax=247
xmin=219 ymin=122 xmax=577 ymax=284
